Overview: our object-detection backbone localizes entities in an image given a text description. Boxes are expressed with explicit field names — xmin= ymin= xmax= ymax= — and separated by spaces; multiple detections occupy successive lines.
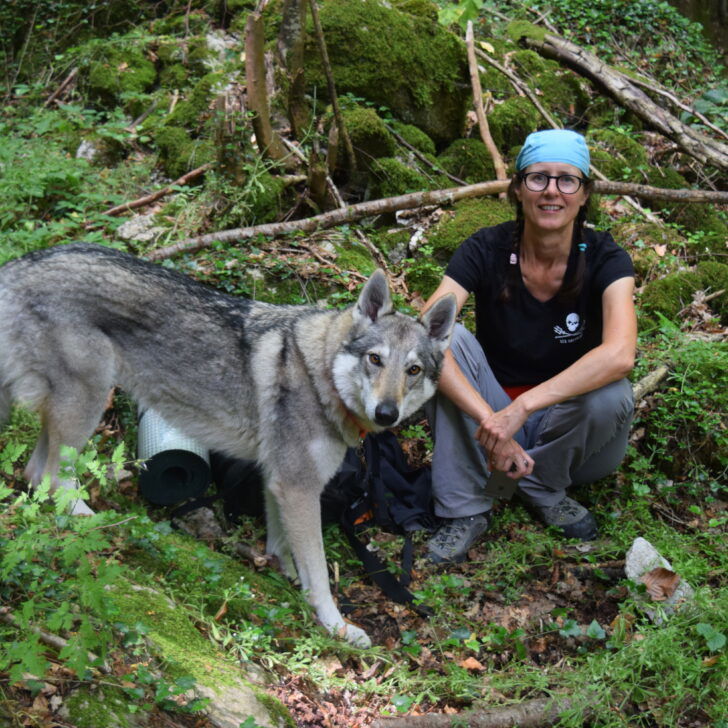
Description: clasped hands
xmin=474 ymin=402 xmax=534 ymax=479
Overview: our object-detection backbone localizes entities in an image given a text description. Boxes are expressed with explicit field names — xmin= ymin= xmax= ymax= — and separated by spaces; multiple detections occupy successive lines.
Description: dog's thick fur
xmin=0 ymin=243 xmax=456 ymax=646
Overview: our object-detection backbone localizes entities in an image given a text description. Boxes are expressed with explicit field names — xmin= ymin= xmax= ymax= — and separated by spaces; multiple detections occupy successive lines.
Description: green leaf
xmin=586 ymin=620 xmax=606 ymax=640
xmin=559 ymin=619 xmax=582 ymax=638
xmin=696 ymin=623 xmax=726 ymax=652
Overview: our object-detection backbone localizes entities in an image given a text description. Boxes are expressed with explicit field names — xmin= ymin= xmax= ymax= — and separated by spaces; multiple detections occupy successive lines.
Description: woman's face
xmin=514 ymin=162 xmax=589 ymax=236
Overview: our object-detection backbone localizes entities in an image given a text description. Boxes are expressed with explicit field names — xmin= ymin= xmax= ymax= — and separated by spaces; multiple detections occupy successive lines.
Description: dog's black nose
xmin=374 ymin=401 xmax=399 ymax=426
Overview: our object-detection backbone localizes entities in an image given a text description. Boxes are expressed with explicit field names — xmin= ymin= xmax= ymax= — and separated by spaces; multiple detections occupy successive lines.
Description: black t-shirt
xmin=445 ymin=220 xmax=634 ymax=387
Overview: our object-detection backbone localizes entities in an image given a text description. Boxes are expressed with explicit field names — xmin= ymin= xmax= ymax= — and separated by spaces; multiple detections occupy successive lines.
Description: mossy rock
xmin=335 ymin=241 xmax=378 ymax=277
xmin=588 ymin=128 xmax=650 ymax=181
xmin=505 ymin=20 xmax=548 ymax=44
xmin=511 ymin=49 xmax=552 ymax=76
xmin=437 ymin=138 xmax=495 ymax=184
xmin=304 ymin=0 xmax=468 ymax=145
xmin=534 ymin=70 xmax=590 ymax=125
xmin=393 ymin=0 xmax=440 ymax=22
xmin=426 ymin=197 xmax=512 ymax=259
xmin=639 ymin=263 xmax=728 ymax=327
xmin=342 ymin=106 xmax=397 ymax=168
xmin=85 ymin=44 xmax=157 ymax=108
xmin=390 ymin=121 xmax=436 ymax=156
xmin=246 ymin=171 xmax=288 ymax=225
xmin=489 ymin=96 xmax=540 ymax=152
xmin=370 ymin=157 xmax=429 ymax=197
xmin=155 ymin=125 xmax=215 ymax=178
xmin=62 ymin=685 xmax=145 ymax=728
xmin=642 ymin=167 xmax=728 ymax=253
xmin=609 ymin=220 xmax=687 ymax=282
xmin=480 ymin=62 xmax=518 ymax=99
xmin=159 ymin=62 xmax=191 ymax=89
xmin=167 ymin=71 xmax=224 ymax=130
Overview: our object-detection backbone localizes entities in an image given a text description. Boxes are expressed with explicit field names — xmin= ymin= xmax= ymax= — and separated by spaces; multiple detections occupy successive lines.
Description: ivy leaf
xmin=696 ymin=623 xmax=727 ymax=652
xmin=586 ymin=620 xmax=606 ymax=640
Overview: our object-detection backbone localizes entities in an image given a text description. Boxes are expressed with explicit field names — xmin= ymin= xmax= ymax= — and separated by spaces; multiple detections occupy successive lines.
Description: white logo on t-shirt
xmin=554 ymin=313 xmax=584 ymax=343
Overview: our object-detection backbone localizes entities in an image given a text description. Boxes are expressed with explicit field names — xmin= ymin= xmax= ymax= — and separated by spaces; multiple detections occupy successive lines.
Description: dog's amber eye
xmin=407 ymin=365 xmax=421 ymax=376
xmin=368 ymin=353 xmax=382 ymax=366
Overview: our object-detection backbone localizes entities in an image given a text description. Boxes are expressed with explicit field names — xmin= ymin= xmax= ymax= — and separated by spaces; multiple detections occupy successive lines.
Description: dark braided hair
xmin=498 ymin=174 xmax=594 ymax=304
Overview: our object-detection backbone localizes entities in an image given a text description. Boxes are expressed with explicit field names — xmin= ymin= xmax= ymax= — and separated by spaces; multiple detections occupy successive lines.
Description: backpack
xmin=158 ymin=433 xmax=437 ymax=614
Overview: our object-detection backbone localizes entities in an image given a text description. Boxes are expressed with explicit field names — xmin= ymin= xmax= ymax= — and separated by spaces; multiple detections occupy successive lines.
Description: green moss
xmin=511 ymin=49 xmax=551 ymax=76
xmin=696 ymin=261 xmax=728 ymax=321
xmin=390 ymin=121 xmax=436 ymax=156
xmin=167 ymin=72 xmax=224 ymax=129
xmin=304 ymin=0 xmax=468 ymax=145
xmin=86 ymin=44 xmax=157 ymax=108
xmin=392 ymin=0 xmax=439 ymax=22
xmin=370 ymin=157 xmax=429 ymax=197
xmin=479 ymin=63 xmax=515 ymax=99
xmin=426 ymin=197 xmax=512 ymax=258
xmin=159 ymin=62 xmax=190 ymax=89
xmin=64 ymin=685 xmax=141 ymax=728
xmin=342 ymin=106 xmax=397 ymax=167
xmin=506 ymin=20 xmax=548 ymax=44
xmin=588 ymin=129 xmax=650 ymax=181
xmin=534 ymin=70 xmax=590 ymax=123
xmin=488 ymin=96 xmax=540 ymax=152
xmin=609 ymin=221 xmax=687 ymax=282
xmin=155 ymin=126 xmax=215 ymax=178
xmin=437 ymin=139 xmax=495 ymax=184
xmin=639 ymin=270 xmax=702 ymax=327
xmin=335 ymin=241 xmax=377 ymax=276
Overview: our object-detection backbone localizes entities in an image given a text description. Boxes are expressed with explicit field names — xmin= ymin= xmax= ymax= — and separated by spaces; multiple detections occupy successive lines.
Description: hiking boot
xmin=529 ymin=495 xmax=598 ymax=541
xmin=426 ymin=512 xmax=491 ymax=564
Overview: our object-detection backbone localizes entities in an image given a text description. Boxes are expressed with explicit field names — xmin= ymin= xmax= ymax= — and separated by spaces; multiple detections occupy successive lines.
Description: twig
xmin=0 ymin=607 xmax=111 ymax=675
xmin=308 ymin=0 xmax=357 ymax=172
xmin=88 ymin=515 xmax=139 ymax=531
xmin=125 ymin=99 xmax=158 ymax=132
xmin=677 ymin=288 xmax=725 ymax=317
xmin=466 ymin=22 xmax=507 ymax=192
xmin=44 ymin=67 xmax=79 ymax=108
xmin=632 ymin=364 xmax=669 ymax=401
xmin=97 ymin=163 xmax=213 ymax=218
xmin=388 ymin=126 xmax=467 ymax=186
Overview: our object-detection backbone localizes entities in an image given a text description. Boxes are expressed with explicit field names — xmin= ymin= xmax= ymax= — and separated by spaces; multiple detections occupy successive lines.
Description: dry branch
xmin=44 ymin=67 xmax=78 ymax=108
xmin=518 ymin=32 xmax=728 ymax=172
xmin=466 ymin=22 xmax=507 ymax=189
xmin=99 ymin=163 xmax=213 ymax=217
xmin=373 ymin=695 xmax=590 ymax=728
xmin=145 ymin=178 xmax=728 ymax=261
xmin=632 ymin=365 xmax=669 ymax=401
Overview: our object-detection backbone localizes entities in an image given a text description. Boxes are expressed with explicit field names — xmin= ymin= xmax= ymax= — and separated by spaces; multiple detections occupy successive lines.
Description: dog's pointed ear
xmin=353 ymin=269 xmax=393 ymax=324
xmin=420 ymin=293 xmax=457 ymax=349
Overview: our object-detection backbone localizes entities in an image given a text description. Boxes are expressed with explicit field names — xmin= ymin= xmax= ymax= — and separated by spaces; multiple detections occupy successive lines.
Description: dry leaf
xmin=654 ymin=244 xmax=667 ymax=257
xmin=214 ymin=600 xmax=228 ymax=621
xmin=480 ymin=41 xmax=496 ymax=53
xmin=459 ymin=657 xmax=485 ymax=672
xmin=640 ymin=567 xmax=681 ymax=601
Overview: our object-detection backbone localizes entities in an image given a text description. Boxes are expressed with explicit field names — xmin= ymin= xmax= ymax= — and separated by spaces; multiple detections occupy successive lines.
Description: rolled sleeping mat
xmin=137 ymin=409 xmax=211 ymax=505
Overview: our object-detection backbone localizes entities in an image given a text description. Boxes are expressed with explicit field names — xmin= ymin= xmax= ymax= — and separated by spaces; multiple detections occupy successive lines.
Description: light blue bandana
xmin=515 ymin=129 xmax=590 ymax=176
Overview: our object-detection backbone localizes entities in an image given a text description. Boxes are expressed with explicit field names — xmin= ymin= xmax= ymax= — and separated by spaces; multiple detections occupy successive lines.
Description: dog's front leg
xmin=268 ymin=479 xmax=371 ymax=647
xmin=264 ymin=487 xmax=297 ymax=579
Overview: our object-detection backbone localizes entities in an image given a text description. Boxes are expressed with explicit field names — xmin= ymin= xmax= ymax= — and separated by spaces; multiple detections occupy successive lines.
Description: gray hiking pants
xmin=429 ymin=325 xmax=634 ymax=516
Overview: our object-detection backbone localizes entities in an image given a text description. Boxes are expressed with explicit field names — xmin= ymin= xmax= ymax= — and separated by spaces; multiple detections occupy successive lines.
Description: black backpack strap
xmin=169 ymin=476 xmax=243 ymax=521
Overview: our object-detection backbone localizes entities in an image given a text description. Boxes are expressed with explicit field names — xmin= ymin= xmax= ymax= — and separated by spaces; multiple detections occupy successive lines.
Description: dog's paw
xmin=340 ymin=622 xmax=371 ymax=648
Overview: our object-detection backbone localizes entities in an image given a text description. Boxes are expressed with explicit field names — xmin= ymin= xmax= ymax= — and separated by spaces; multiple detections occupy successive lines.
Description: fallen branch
xmin=98 ymin=163 xmax=213 ymax=217
xmin=145 ymin=178 xmax=728 ymax=261
xmin=373 ymin=695 xmax=590 ymax=728
xmin=0 ymin=607 xmax=111 ymax=675
xmin=466 ymin=21 xmax=507 ymax=190
xmin=519 ymin=31 xmax=728 ymax=172
xmin=632 ymin=364 xmax=669 ymax=401
xmin=44 ymin=67 xmax=78 ymax=108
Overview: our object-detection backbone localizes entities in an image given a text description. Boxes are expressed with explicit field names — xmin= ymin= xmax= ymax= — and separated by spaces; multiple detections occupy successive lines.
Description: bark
xmin=372 ymin=695 xmax=590 ymax=728
xmin=145 ymin=178 xmax=728 ymax=261
xmin=308 ymin=0 xmax=357 ymax=173
xmin=466 ymin=22 xmax=507 ymax=190
xmin=245 ymin=11 xmax=288 ymax=162
xmin=518 ymin=32 xmax=728 ymax=172
xmin=277 ymin=0 xmax=309 ymax=139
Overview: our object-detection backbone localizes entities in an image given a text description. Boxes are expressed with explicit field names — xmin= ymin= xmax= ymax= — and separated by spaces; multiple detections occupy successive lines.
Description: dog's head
xmin=333 ymin=270 xmax=456 ymax=431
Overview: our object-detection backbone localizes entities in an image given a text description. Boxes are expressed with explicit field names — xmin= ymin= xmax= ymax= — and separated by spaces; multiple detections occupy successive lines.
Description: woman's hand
xmin=475 ymin=402 xmax=534 ymax=478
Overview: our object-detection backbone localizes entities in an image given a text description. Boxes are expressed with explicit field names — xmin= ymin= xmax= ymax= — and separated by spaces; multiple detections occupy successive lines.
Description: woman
xmin=423 ymin=129 xmax=636 ymax=564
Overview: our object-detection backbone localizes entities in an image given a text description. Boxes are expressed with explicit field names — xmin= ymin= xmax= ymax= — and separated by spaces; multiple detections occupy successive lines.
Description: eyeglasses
xmin=520 ymin=172 xmax=585 ymax=194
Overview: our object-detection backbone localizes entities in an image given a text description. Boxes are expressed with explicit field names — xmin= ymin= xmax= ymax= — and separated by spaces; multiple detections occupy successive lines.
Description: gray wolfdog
xmin=0 ymin=243 xmax=456 ymax=646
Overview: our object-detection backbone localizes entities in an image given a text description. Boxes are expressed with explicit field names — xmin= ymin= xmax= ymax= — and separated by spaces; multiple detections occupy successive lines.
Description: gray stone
xmin=625 ymin=537 xmax=695 ymax=621
xmin=116 ymin=214 xmax=165 ymax=243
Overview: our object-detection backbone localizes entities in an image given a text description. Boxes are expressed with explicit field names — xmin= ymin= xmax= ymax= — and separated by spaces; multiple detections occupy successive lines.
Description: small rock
xmin=625 ymin=537 xmax=695 ymax=622
xmin=116 ymin=214 xmax=165 ymax=243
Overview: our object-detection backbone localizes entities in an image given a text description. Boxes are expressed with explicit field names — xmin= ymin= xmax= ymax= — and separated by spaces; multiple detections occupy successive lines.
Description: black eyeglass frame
xmin=519 ymin=172 xmax=586 ymax=194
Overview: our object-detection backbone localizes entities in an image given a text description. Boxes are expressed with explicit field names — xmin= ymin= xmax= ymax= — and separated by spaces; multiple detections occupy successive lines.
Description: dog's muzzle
xmin=374 ymin=400 xmax=399 ymax=427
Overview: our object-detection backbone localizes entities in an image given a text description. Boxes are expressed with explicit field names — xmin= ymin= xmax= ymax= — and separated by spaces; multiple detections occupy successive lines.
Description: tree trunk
xmin=519 ymin=31 xmax=728 ymax=172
